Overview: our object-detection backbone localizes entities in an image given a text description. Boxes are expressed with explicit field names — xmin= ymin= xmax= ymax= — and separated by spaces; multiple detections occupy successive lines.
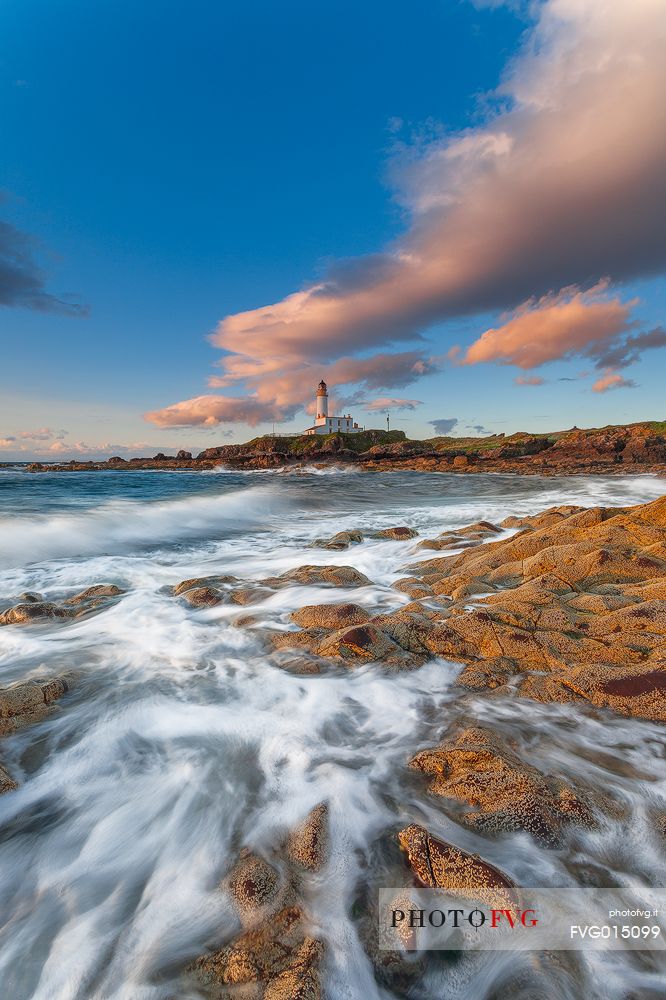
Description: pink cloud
xmin=147 ymin=0 xmax=666 ymax=428
xmin=145 ymin=394 xmax=292 ymax=428
xmin=0 ymin=436 xmax=160 ymax=457
xmin=592 ymin=371 xmax=637 ymax=393
xmin=461 ymin=284 xmax=634 ymax=369
xmin=148 ymin=352 xmax=438 ymax=427
xmin=363 ymin=397 xmax=423 ymax=412
xmin=514 ymin=375 xmax=545 ymax=386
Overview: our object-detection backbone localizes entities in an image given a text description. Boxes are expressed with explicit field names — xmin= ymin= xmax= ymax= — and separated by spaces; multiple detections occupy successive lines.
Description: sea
xmin=0 ymin=465 xmax=664 ymax=999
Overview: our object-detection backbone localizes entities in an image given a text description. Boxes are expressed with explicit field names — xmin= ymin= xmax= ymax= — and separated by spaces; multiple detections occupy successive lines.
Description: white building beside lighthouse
xmin=302 ymin=380 xmax=363 ymax=435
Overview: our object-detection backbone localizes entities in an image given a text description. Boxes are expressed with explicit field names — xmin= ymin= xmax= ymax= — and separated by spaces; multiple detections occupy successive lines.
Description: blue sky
xmin=1 ymin=0 xmax=665 ymax=459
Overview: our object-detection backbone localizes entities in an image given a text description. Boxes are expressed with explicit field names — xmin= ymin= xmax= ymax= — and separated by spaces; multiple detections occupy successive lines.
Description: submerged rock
xmin=263 ymin=937 xmax=323 ymax=1000
xmin=0 ymin=676 xmax=71 ymax=736
xmin=312 ymin=529 xmax=364 ymax=550
xmin=417 ymin=519 xmax=501 ymax=551
xmin=373 ymin=526 xmax=419 ymax=540
xmin=410 ymin=727 xmax=594 ymax=845
xmin=230 ymin=586 xmax=274 ymax=606
xmin=0 ymin=675 xmax=73 ymax=792
xmin=181 ymin=586 xmax=226 ymax=608
xmin=65 ymin=584 xmax=123 ymax=605
xmin=522 ymin=661 xmax=666 ymax=722
xmin=1 ymin=583 xmax=123 ymax=626
xmin=286 ymin=803 xmax=328 ymax=872
xmin=0 ymin=763 xmax=18 ymax=794
xmin=173 ymin=575 xmax=237 ymax=596
xmin=190 ymin=905 xmax=309 ymax=988
xmin=227 ymin=850 xmax=283 ymax=926
xmin=0 ymin=602 xmax=72 ymax=626
xmin=189 ymin=804 xmax=329 ymax=997
xmin=392 ymin=577 xmax=436 ymax=600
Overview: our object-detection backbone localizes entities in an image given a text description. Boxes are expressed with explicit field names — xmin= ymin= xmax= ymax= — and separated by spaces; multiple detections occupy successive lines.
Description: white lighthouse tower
xmin=316 ymin=379 xmax=329 ymax=420
xmin=303 ymin=379 xmax=363 ymax=435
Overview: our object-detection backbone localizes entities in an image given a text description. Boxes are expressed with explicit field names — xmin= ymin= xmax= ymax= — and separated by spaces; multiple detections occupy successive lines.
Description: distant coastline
xmin=19 ymin=420 xmax=666 ymax=478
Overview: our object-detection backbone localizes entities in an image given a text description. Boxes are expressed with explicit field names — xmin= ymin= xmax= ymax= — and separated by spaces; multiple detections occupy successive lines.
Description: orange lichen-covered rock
xmin=409 ymin=727 xmax=594 ymax=845
xmin=290 ymin=603 xmax=370 ymax=629
xmin=398 ymin=824 xmax=515 ymax=908
xmin=286 ymin=803 xmax=329 ymax=872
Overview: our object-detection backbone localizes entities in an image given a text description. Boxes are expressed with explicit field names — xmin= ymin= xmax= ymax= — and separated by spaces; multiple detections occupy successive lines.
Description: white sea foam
xmin=0 ymin=470 xmax=664 ymax=998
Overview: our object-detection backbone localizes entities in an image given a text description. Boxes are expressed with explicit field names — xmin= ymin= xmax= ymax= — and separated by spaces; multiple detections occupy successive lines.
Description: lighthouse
xmin=316 ymin=380 xmax=329 ymax=419
xmin=302 ymin=379 xmax=363 ymax=435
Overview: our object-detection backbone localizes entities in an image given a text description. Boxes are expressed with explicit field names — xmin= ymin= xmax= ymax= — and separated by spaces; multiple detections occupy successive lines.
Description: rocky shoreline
xmin=1 ymin=492 xmax=665 ymax=996
xmin=20 ymin=420 xmax=666 ymax=477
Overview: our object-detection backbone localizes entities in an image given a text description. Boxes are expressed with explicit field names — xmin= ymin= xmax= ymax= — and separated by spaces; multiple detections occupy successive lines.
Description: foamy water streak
xmin=0 ymin=469 xmax=664 ymax=999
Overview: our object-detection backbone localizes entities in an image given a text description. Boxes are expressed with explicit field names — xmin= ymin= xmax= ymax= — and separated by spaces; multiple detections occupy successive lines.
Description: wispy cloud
xmin=592 ymin=326 xmax=666 ymax=371
xmin=592 ymin=371 xmax=638 ymax=393
xmin=0 ymin=216 xmax=88 ymax=315
xmin=514 ymin=375 xmax=545 ymax=386
xmin=362 ymin=397 xmax=423 ymax=412
xmin=429 ymin=417 xmax=458 ymax=434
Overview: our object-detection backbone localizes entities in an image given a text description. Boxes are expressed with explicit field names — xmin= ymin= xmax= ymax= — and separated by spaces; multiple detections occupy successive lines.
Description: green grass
xmin=249 ymin=429 xmax=407 ymax=455
xmin=244 ymin=419 xmax=666 ymax=457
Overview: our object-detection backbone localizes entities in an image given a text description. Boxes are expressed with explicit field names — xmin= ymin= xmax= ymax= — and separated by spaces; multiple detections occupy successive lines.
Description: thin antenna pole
xmin=386 ymin=412 xmax=390 ymax=432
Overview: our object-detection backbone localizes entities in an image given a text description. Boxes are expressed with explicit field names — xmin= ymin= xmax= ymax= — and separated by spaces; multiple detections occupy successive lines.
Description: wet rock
xmin=263 ymin=937 xmax=323 ymax=1000
xmin=0 ymin=763 xmax=18 ymax=794
xmin=269 ymin=565 xmax=371 ymax=588
xmin=65 ymin=584 xmax=123 ymax=605
xmin=316 ymin=624 xmax=404 ymax=664
xmin=18 ymin=592 xmax=42 ymax=603
xmin=272 ymin=653 xmax=324 ymax=676
xmin=457 ymin=520 xmax=501 ymax=537
xmin=0 ymin=675 xmax=71 ymax=736
xmin=190 ymin=905 xmax=307 ymax=988
xmin=272 ymin=628 xmax=327 ymax=653
xmin=0 ymin=602 xmax=72 ymax=626
xmin=373 ymin=526 xmax=419 ymax=540
xmin=173 ymin=575 xmax=237 ymax=596
xmin=392 ymin=577 xmax=436 ymax=600
xmin=417 ymin=521 xmax=501 ymax=551
xmin=287 ymin=804 xmax=328 ymax=872
xmin=456 ymin=657 xmax=518 ymax=691
xmin=410 ymin=727 xmax=594 ymax=845
xmin=398 ymin=824 xmax=515 ymax=903
xmin=230 ymin=586 xmax=274 ymax=606
xmin=290 ymin=603 xmax=370 ymax=629
xmin=528 ymin=661 xmax=666 ymax=722
xmin=227 ymin=850 xmax=283 ymax=926
xmin=181 ymin=586 xmax=226 ymax=608
xmin=232 ymin=613 xmax=260 ymax=629
xmin=392 ymin=495 xmax=666 ymax=718
xmin=370 ymin=605 xmax=441 ymax=655
xmin=312 ymin=529 xmax=363 ymax=550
